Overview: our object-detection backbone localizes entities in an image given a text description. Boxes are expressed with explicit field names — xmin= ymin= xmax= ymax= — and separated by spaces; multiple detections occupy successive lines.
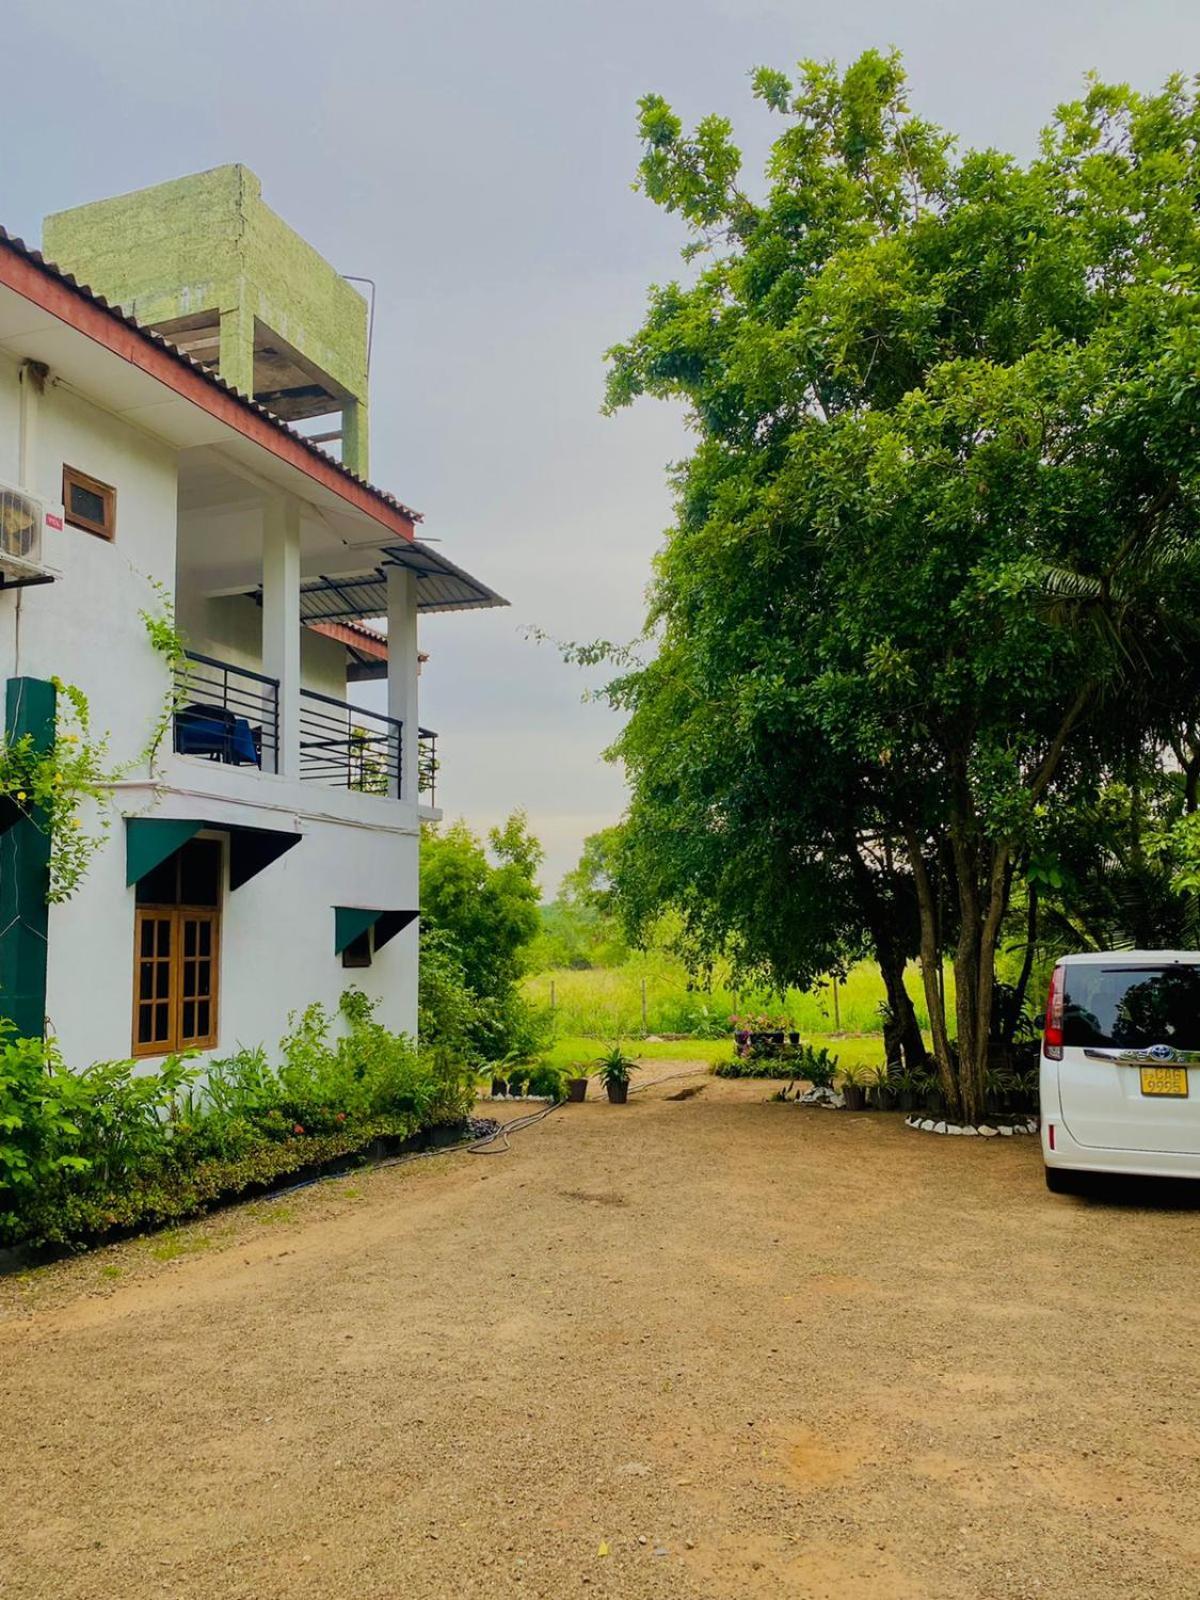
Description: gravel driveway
xmin=2 ymin=1066 xmax=1198 ymax=1600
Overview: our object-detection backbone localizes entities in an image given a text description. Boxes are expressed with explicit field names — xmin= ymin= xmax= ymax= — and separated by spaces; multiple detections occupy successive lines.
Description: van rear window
xmin=1063 ymin=966 xmax=1200 ymax=1050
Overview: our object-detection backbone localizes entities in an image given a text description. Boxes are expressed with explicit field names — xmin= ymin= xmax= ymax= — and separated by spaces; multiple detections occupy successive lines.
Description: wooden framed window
xmin=62 ymin=464 xmax=117 ymax=541
xmin=133 ymin=838 xmax=221 ymax=1055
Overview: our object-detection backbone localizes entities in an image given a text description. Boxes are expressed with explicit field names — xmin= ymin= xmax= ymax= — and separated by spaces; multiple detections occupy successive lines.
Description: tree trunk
xmin=843 ymin=829 xmax=928 ymax=1073
xmin=905 ymin=827 xmax=956 ymax=1107
xmin=875 ymin=937 xmax=926 ymax=1071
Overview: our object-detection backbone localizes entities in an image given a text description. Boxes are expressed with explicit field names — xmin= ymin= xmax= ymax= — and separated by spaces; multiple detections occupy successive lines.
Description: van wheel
xmin=1045 ymin=1166 xmax=1089 ymax=1196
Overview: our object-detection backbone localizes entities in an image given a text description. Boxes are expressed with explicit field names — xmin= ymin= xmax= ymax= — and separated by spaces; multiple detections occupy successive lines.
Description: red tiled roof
xmin=308 ymin=618 xmax=388 ymax=656
xmin=307 ymin=618 xmax=430 ymax=665
xmin=0 ymin=226 xmax=421 ymax=532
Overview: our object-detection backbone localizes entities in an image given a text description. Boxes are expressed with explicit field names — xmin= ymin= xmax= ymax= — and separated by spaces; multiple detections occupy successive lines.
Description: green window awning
xmin=126 ymin=817 xmax=302 ymax=890
xmin=333 ymin=906 xmax=418 ymax=955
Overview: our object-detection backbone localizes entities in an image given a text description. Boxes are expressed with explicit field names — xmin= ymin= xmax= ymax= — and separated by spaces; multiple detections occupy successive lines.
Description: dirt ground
xmin=2 ymin=1065 xmax=1199 ymax=1600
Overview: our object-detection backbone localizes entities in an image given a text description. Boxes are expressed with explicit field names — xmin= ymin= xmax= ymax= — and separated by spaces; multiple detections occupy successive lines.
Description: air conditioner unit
xmin=0 ymin=480 xmax=58 ymax=589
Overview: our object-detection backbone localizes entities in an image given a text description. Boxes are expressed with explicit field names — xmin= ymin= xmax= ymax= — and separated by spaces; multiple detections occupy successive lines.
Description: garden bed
xmin=0 ymin=1115 xmax=497 ymax=1271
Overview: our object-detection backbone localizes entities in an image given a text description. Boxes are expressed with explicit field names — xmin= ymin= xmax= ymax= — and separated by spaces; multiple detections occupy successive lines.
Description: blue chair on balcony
xmin=175 ymin=703 xmax=261 ymax=767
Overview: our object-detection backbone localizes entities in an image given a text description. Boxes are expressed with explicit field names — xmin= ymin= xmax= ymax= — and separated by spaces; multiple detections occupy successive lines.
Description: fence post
xmin=832 ymin=976 xmax=841 ymax=1031
xmin=549 ymin=980 xmax=556 ymax=1013
xmin=641 ymin=977 xmax=648 ymax=1034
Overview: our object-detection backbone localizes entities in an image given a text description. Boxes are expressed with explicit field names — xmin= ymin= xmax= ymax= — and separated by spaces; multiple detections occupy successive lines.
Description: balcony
xmin=172 ymin=649 xmax=437 ymax=803
xmin=299 ymin=688 xmax=400 ymax=795
xmin=174 ymin=651 xmax=279 ymax=772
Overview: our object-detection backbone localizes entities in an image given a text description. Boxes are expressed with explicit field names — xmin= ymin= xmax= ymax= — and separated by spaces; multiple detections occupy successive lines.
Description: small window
xmin=342 ymin=927 xmax=373 ymax=969
xmin=63 ymin=465 xmax=116 ymax=541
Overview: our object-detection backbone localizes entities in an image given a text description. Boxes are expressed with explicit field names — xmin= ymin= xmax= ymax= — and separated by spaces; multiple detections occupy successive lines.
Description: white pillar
xmin=262 ymin=499 xmax=301 ymax=777
xmin=17 ymin=362 xmax=42 ymax=488
xmin=386 ymin=563 xmax=419 ymax=802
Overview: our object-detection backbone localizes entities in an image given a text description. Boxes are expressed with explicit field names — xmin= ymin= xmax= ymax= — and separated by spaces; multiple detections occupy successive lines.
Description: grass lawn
xmin=544 ymin=1032 xmax=891 ymax=1073
xmin=527 ymin=955 xmax=954 ymax=1039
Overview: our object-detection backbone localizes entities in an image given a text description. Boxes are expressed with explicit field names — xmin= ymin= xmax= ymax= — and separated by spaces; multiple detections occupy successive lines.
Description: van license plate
xmin=1140 ymin=1066 xmax=1189 ymax=1097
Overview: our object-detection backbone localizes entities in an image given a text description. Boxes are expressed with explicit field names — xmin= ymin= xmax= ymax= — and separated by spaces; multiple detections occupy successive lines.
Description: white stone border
xmin=904 ymin=1114 xmax=1038 ymax=1137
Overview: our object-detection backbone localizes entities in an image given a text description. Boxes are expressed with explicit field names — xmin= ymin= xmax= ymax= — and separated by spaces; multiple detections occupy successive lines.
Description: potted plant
xmin=565 ymin=1063 xmax=591 ymax=1102
xmin=865 ymin=1063 xmax=894 ymax=1111
xmin=596 ymin=1045 xmax=636 ymax=1104
xmin=798 ymin=1043 xmax=839 ymax=1091
xmin=917 ymin=1068 xmax=946 ymax=1115
xmin=890 ymin=1065 xmax=922 ymax=1113
xmin=839 ymin=1061 xmax=868 ymax=1111
xmin=484 ymin=1058 xmax=510 ymax=1097
xmin=526 ymin=1062 xmax=567 ymax=1100
xmin=506 ymin=1065 xmax=528 ymax=1098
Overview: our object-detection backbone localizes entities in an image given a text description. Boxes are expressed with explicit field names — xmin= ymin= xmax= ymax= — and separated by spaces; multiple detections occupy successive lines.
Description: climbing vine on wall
xmin=0 ymin=576 xmax=189 ymax=904
xmin=0 ymin=679 xmax=113 ymax=903
xmin=138 ymin=576 xmax=188 ymax=770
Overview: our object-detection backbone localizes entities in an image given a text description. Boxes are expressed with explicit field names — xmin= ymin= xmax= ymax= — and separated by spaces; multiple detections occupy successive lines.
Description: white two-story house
xmin=0 ymin=170 xmax=504 ymax=1067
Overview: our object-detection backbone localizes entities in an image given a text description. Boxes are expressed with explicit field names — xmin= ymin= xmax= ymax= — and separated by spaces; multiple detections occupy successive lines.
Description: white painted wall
xmin=44 ymin=784 xmax=419 ymax=1069
xmin=0 ymin=358 xmax=21 ymax=670
xmin=175 ymin=588 xmax=348 ymax=701
xmin=0 ymin=363 xmax=175 ymax=774
xmin=1 ymin=352 xmax=423 ymax=1071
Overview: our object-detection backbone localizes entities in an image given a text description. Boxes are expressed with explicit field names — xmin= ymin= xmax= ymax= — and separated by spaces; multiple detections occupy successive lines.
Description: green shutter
xmin=0 ymin=677 xmax=56 ymax=1037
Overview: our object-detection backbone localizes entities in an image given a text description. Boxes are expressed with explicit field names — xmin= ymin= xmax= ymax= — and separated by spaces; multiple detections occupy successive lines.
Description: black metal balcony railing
xmin=418 ymin=727 xmax=438 ymax=806
xmin=174 ymin=651 xmax=280 ymax=771
xmin=299 ymin=689 xmax=401 ymax=795
xmin=173 ymin=654 xmax=437 ymax=803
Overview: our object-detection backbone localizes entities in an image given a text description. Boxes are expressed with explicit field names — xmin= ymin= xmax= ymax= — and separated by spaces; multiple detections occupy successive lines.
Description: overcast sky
xmin=4 ymin=0 xmax=1199 ymax=889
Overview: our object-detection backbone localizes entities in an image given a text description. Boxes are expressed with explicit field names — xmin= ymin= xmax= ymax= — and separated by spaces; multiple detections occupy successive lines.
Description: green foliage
xmin=0 ymin=993 xmax=472 ymax=1250
xmin=0 ymin=1028 xmax=95 ymax=1220
xmin=525 ymin=1061 xmax=568 ymax=1099
xmin=715 ymin=1042 xmax=841 ymax=1084
xmin=600 ymin=51 xmax=1200 ymax=1122
xmin=419 ymin=813 xmax=551 ymax=1065
xmin=0 ymin=577 xmax=191 ymax=906
xmin=595 ymin=1045 xmax=637 ymax=1090
xmin=138 ymin=577 xmax=189 ymax=770
xmin=527 ymin=954 xmax=951 ymax=1039
xmin=0 ymin=679 xmax=115 ymax=902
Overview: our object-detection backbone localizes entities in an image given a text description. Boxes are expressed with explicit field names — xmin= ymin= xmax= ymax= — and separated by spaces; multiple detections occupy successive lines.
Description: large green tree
xmin=602 ymin=52 xmax=1200 ymax=1119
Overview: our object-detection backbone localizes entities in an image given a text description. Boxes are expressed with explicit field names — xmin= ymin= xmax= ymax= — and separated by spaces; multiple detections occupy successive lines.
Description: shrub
xmin=715 ymin=1041 xmax=840 ymax=1084
xmin=525 ymin=1062 xmax=567 ymax=1098
xmin=0 ymin=991 xmax=473 ymax=1251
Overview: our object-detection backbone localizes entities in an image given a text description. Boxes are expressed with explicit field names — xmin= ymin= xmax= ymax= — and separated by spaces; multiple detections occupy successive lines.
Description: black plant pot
xmin=788 ymin=1031 xmax=801 ymax=1047
xmin=491 ymin=1078 xmax=507 ymax=1097
xmin=507 ymin=1079 xmax=525 ymax=1099
xmin=566 ymin=1077 xmax=589 ymax=1103
xmin=896 ymin=1089 xmax=916 ymax=1113
xmin=606 ymin=1081 xmax=629 ymax=1104
xmin=842 ymin=1083 xmax=867 ymax=1111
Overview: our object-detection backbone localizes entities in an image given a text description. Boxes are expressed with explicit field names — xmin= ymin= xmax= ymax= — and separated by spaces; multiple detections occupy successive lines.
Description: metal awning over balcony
xmin=262 ymin=538 xmax=507 ymax=624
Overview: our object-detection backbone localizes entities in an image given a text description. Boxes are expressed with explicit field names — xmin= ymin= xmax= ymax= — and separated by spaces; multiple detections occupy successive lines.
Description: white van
xmin=1041 ymin=951 xmax=1200 ymax=1192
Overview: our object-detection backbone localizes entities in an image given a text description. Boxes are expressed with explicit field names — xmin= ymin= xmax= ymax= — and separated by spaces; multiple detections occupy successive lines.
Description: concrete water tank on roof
xmin=42 ymin=164 xmax=371 ymax=475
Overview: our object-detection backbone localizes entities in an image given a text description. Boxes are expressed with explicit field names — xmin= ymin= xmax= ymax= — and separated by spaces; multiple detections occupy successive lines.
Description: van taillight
xmin=1043 ymin=965 xmax=1064 ymax=1062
